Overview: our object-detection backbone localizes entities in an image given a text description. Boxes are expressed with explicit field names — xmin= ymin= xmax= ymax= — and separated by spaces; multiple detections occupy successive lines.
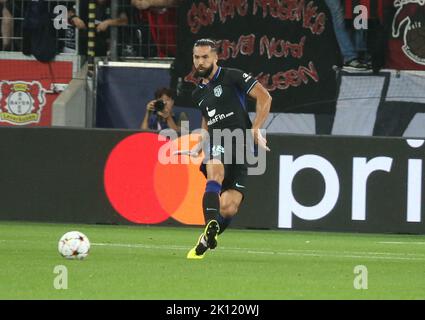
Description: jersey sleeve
xmin=227 ymin=68 xmax=258 ymax=94
xmin=191 ymin=89 xmax=200 ymax=107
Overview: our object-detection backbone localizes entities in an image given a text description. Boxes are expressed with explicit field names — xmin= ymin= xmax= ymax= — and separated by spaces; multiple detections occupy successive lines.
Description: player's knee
xmin=221 ymin=203 xmax=239 ymax=217
xmin=206 ymin=160 xmax=224 ymax=183
xmin=208 ymin=172 xmax=224 ymax=183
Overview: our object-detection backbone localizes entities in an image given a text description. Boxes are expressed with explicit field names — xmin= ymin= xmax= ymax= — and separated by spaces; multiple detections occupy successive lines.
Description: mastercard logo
xmin=104 ymin=132 xmax=206 ymax=225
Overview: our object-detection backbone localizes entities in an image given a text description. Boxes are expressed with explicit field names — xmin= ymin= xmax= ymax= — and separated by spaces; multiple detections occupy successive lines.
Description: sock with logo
xmin=217 ymin=214 xmax=232 ymax=235
xmin=202 ymin=180 xmax=222 ymax=223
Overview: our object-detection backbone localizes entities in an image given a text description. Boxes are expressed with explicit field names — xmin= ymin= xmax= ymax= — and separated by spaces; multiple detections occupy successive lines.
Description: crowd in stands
xmin=0 ymin=0 xmax=180 ymax=58
xmin=0 ymin=0 xmax=404 ymax=73
xmin=326 ymin=0 xmax=395 ymax=73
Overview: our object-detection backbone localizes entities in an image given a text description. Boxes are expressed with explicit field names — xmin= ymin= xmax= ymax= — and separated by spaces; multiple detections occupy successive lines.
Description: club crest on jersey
xmin=213 ymin=85 xmax=223 ymax=97
xmin=0 ymin=81 xmax=46 ymax=125
xmin=211 ymin=145 xmax=225 ymax=157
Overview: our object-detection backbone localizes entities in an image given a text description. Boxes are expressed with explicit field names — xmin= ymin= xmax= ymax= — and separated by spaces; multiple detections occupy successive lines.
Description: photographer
xmin=140 ymin=87 xmax=180 ymax=131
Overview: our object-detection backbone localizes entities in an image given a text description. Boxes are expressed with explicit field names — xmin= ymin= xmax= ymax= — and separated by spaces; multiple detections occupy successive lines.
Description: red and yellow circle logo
xmin=104 ymin=132 xmax=205 ymax=225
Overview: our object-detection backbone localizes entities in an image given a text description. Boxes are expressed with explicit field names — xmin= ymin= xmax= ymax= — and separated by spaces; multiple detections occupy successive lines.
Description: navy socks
xmin=202 ymin=180 xmax=222 ymax=223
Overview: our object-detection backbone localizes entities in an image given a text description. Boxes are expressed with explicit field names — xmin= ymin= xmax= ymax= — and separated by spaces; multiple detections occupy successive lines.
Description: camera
xmin=153 ymin=100 xmax=165 ymax=113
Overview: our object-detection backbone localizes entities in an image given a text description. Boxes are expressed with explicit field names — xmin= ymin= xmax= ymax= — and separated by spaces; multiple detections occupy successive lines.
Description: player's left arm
xmin=248 ymin=82 xmax=272 ymax=151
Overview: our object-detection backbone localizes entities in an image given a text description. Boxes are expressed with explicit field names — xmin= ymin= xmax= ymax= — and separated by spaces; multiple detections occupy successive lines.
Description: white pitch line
xmin=378 ymin=241 xmax=425 ymax=245
xmin=218 ymin=246 xmax=425 ymax=257
xmin=92 ymin=242 xmax=188 ymax=250
xmin=1 ymin=239 xmax=423 ymax=261
xmin=91 ymin=242 xmax=425 ymax=262
xmin=285 ymin=248 xmax=425 ymax=257
xmin=275 ymin=251 xmax=425 ymax=261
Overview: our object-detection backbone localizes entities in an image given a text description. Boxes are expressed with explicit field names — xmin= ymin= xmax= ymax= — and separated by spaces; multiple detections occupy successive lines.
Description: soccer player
xmin=187 ymin=39 xmax=272 ymax=259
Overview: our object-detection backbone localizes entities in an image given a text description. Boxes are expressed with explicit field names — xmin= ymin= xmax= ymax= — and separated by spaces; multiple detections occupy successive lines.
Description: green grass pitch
xmin=1 ymin=221 xmax=425 ymax=299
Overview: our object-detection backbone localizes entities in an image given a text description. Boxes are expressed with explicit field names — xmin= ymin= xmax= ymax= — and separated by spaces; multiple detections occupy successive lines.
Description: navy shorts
xmin=200 ymin=140 xmax=248 ymax=197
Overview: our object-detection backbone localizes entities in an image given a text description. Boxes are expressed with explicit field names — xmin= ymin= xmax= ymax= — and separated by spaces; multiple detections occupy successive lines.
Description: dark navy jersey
xmin=192 ymin=67 xmax=258 ymax=133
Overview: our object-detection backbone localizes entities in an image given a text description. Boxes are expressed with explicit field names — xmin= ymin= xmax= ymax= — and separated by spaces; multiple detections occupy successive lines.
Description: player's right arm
xmin=201 ymin=117 xmax=208 ymax=131
xmin=191 ymin=117 xmax=208 ymax=157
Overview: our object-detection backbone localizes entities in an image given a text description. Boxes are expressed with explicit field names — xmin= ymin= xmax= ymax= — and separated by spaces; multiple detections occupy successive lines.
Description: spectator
xmin=344 ymin=0 xmax=394 ymax=73
xmin=22 ymin=0 xmax=57 ymax=62
xmin=65 ymin=0 xmax=129 ymax=56
xmin=130 ymin=0 xmax=181 ymax=58
xmin=0 ymin=0 xmax=13 ymax=51
xmin=11 ymin=0 xmax=27 ymax=52
xmin=140 ymin=87 xmax=182 ymax=131
xmin=63 ymin=5 xmax=86 ymax=54
xmin=94 ymin=0 xmax=128 ymax=56
xmin=325 ymin=0 xmax=370 ymax=72
xmin=131 ymin=0 xmax=181 ymax=11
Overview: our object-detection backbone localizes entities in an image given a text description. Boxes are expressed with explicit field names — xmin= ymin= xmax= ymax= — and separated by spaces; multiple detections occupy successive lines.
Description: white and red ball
xmin=58 ymin=231 xmax=90 ymax=260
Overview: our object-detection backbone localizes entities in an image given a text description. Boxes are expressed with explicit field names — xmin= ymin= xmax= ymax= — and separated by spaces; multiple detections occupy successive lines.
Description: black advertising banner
xmin=172 ymin=0 xmax=340 ymax=113
xmin=240 ymin=134 xmax=425 ymax=234
xmin=1 ymin=127 xmax=425 ymax=234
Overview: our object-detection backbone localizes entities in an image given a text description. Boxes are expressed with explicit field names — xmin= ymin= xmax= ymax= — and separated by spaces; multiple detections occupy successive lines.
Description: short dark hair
xmin=193 ymin=39 xmax=218 ymax=53
xmin=154 ymin=87 xmax=175 ymax=100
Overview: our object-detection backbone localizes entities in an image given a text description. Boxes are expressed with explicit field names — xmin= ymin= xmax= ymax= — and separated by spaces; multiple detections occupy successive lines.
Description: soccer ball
xmin=58 ymin=231 xmax=90 ymax=260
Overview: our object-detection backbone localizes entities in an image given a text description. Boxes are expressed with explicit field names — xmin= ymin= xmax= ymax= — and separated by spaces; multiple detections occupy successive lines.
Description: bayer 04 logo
xmin=0 ymin=81 xmax=46 ymax=125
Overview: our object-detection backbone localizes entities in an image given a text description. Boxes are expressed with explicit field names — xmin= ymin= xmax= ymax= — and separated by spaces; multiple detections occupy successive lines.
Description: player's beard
xmin=194 ymin=65 xmax=214 ymax=79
